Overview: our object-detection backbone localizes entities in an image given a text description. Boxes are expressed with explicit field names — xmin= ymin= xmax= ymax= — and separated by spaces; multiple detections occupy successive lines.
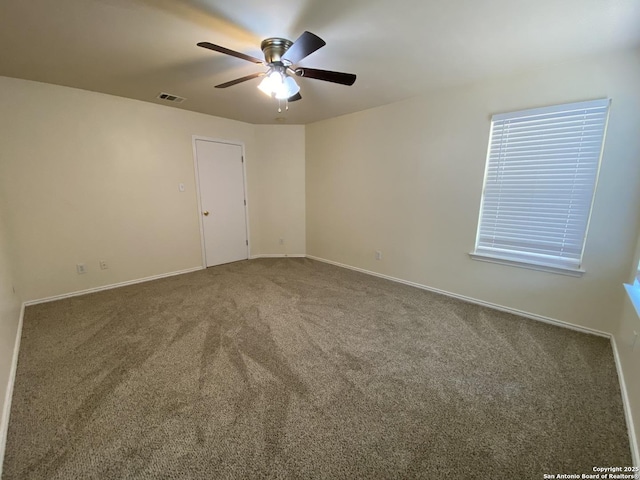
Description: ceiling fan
xmin=197 ymin=31 xmax=356 ymax=106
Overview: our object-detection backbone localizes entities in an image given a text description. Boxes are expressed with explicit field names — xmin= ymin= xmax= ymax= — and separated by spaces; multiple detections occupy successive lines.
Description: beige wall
xmin=0 ymin=76 xmax=305 ymax=301
xmin=251 ymin=125 xmax=306 ymax=256
xmin=0 ymin=198 xmax=22 ymax=465
xmin=616 ymin=230 xmax=640 ymax=464
xmin=306 ymin=49 xmax=640 ymax=333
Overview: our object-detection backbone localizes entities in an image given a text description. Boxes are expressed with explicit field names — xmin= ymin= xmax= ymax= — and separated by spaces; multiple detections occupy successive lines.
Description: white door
xmin=195 ymin=139 xmax=248 ymax=267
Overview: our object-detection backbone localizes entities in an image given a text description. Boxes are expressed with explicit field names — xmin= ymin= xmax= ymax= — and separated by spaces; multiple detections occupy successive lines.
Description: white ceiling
xmin=1 ymin=0 xmax=638 ymax=125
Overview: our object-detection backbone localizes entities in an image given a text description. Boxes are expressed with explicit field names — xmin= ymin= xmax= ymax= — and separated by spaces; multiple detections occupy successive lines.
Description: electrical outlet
xmin=279 ymin=238 xmax=285 ymax=245
xmin=375 ymin=250 xmax=382 ymax=261
xmin=76 ymin=263 xmax=87 ymax=274
xmin=99 ymin=260 xmax=108 ymax=270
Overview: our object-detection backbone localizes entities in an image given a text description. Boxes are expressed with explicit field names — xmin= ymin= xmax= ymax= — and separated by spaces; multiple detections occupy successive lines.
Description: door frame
xmin=191 ymin=135 xmax=251 ymax=268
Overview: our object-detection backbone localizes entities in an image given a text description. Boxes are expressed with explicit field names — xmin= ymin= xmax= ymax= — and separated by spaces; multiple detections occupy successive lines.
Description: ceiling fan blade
xmin=294 ymin=68 xmax=356 ymax=86
xmin=288 ymin=92 xmax=302 ymax=102
xmin=283 ymin=31 xmax=326 ymax=64
xmin=197 ymin=42 xmax=263 ymax=64
xmin=215 ymin=72 xmax=264 ymax=88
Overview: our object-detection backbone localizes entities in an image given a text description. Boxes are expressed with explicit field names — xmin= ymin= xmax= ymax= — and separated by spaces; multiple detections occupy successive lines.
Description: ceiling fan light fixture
xmin=257 ymin=70 xmax=277 ymax=96
xmin=257 ymin=68 xmax=300 ymax=100
xmin=274 ymin=75 xmax=300 ymax=100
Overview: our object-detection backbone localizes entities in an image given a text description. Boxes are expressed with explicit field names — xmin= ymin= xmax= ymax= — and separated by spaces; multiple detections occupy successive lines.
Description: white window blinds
xmin=473 ymin=98 xmax=610 ymax=273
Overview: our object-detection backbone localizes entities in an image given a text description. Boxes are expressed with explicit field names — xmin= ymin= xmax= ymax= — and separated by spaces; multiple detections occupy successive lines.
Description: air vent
xmin=157 ymin=92 xmax=186 ymax=103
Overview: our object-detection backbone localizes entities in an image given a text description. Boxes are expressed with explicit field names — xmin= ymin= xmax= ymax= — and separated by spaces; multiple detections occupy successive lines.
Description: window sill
xmin=469 ymin=252 xmax=585 ymax=277
xmin=624 ymin=283 xmax=640 ymax=319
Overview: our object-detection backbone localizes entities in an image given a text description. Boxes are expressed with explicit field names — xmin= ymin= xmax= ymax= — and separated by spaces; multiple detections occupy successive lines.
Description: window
xmin=471 ymin=98 xmax=610 ymax=276
xmin=624 ymin=260 xmax=640 ymax=323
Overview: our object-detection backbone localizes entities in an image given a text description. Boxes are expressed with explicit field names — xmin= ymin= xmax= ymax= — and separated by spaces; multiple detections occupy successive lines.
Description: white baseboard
xmin=24 ymin=266 xmax=204 ymax=306
xmin=249 ymin=254 xmax=306 ymax=259
xmin=611 ymin=336 xmax=640 ymax=467
xmin=305 ymin=255 xmax=610 ymax=338
xmin=0 ymin=302 xmax=25 ymax=478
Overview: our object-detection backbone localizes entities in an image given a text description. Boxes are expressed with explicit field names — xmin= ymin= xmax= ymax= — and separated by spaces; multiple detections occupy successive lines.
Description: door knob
xmin=203 ymin=211 xmax=209 ymax=216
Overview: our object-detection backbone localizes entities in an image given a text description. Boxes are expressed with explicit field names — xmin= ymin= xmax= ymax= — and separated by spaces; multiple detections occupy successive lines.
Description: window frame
xmin=470 ymin=98 xmax=611 ymax=277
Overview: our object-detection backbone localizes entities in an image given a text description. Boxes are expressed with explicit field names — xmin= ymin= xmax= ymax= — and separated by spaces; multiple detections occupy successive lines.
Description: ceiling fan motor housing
xmin=261 ymin=38 xmax=293 ymax=64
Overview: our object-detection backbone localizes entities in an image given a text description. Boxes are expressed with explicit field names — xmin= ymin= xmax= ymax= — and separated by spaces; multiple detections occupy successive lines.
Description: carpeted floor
xmin=2 ymin=258 xmax=631 ymax=479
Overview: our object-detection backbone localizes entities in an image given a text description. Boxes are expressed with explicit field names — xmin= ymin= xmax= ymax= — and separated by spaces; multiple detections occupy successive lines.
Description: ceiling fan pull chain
xmin=278 ymin=98 xmax=282 ymax=113
xmin=286 ymin=99 xmax=289 ymax=111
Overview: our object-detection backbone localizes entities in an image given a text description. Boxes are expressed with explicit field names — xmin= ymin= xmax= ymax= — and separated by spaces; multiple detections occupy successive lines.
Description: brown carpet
xmin=2 ymin=258 xmax=631 ymax=479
